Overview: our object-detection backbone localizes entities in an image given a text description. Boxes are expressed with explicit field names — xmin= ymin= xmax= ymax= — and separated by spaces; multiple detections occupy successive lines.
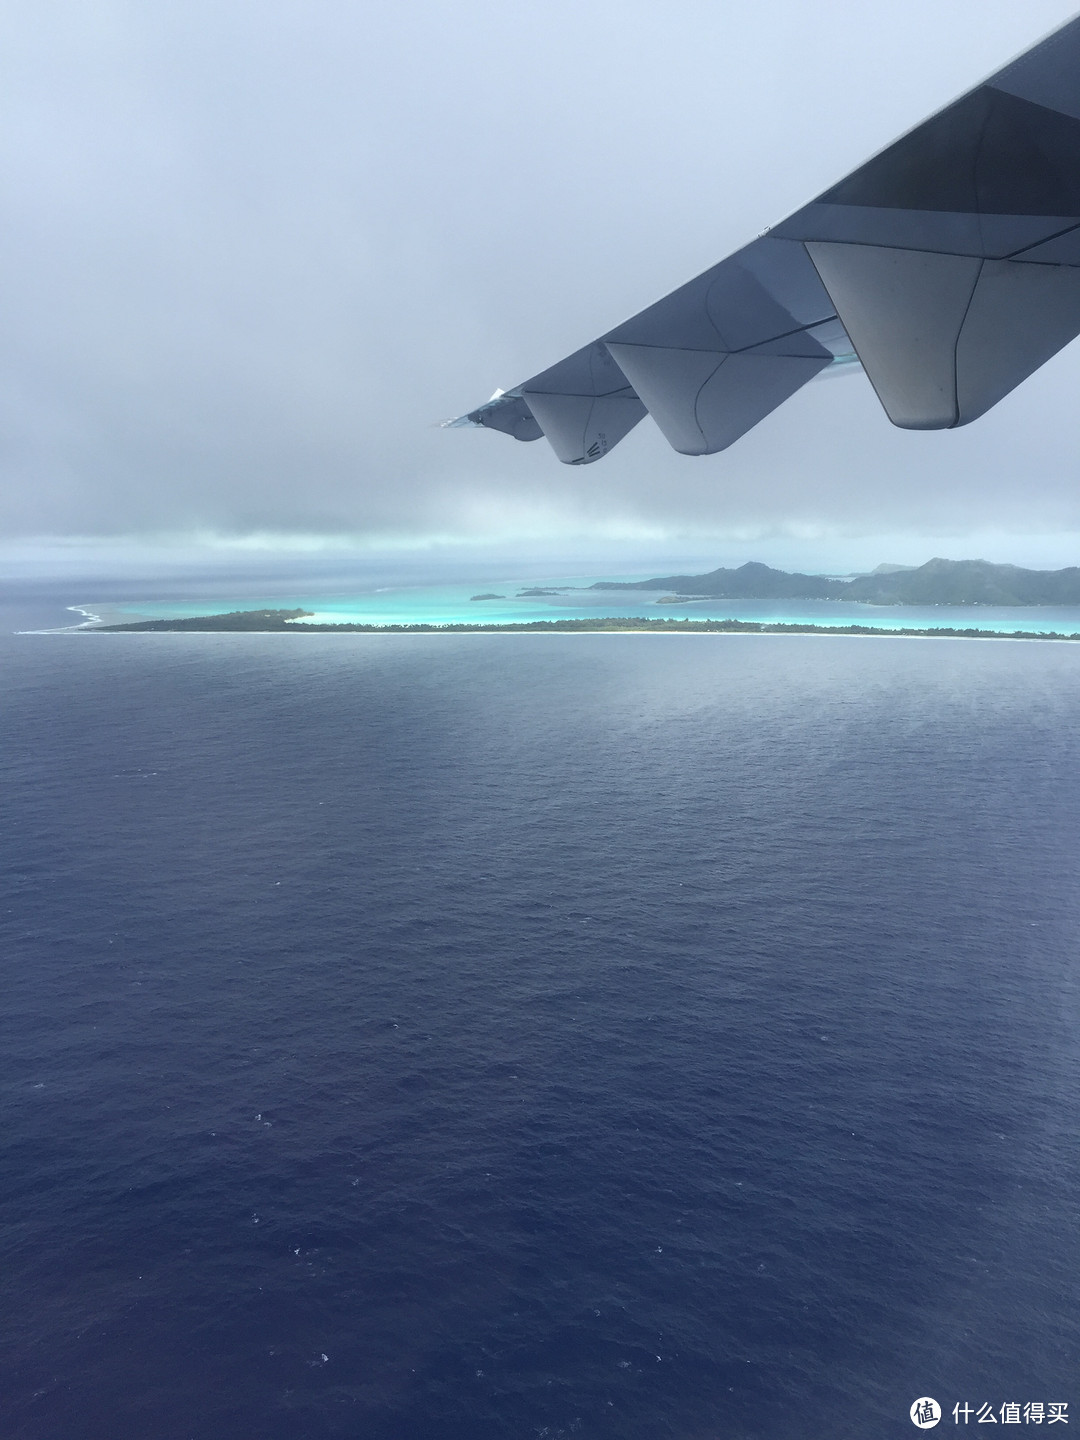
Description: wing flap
xmin=519 ymin=341 xmax=647 ymax=464
xmin=605 ymin=344 xmax=829 ymax=454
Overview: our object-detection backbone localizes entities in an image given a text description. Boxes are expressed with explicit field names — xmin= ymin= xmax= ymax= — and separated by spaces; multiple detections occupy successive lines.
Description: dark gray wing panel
xmin=450 ymin=14 xmax=1080 ymax=458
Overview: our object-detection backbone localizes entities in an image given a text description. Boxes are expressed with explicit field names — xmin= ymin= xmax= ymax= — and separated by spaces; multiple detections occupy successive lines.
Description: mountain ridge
xmin=591 ymin=558 xmax=1080 ymax=606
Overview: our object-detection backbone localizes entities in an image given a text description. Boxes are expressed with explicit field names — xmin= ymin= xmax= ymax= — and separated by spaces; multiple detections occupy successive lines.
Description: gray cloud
xmin=2 ymin=0 xmax=1079 ymax=553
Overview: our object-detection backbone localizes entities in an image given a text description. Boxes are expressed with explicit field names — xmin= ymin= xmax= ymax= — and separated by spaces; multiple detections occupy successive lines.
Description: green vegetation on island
xmin=592 ymin=557 xmax=1080 ymax=606
xmin=95 ymin=612 xmax=1080 ymax=640
xmin=99 ymin=608 xmax=314 ymax=631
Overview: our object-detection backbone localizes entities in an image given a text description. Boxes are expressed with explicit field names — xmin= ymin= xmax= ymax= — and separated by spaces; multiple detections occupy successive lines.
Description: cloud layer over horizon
xmin=3 ymin=0 xmax=1080 ymax=561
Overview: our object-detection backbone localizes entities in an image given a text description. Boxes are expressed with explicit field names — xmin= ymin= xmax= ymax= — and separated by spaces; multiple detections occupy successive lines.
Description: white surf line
xmin=15 ymin=604 xmax=110 ymax=635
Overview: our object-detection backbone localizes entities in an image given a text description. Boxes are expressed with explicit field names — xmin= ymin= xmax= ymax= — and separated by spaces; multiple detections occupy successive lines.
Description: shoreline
xmin=50 ymin=610 xmax=1080 ymax=641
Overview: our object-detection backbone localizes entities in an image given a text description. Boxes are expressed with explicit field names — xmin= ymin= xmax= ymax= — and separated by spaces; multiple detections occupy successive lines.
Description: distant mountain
xmin=846 ymin=558 xmax=1080 ymax=605
xmin=592 ymin=561 xmax=837 ymax=600
xmin=591 ymin=558 xmax=1080 ymax=606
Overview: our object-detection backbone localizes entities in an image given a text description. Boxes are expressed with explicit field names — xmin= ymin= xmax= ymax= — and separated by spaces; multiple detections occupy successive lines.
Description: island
xmin=92 ymin=613 xmax=1080 ymax=640
xmin=96 ymin=608 xmax=315 ymax=631
xmin=591 ymin=557 xmax=1080 ymax=606
xmin=80 ymin=557 xmax=1080 ymax=639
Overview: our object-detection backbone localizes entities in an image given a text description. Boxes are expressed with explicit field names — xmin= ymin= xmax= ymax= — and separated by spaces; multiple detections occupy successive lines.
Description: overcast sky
xmin=3 ymin=0 xmax=1080 ymax=575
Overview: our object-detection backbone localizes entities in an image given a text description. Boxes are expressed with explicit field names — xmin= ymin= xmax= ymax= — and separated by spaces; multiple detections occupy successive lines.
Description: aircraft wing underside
xmin=447 ymin=14 xmax=1080 ymax=464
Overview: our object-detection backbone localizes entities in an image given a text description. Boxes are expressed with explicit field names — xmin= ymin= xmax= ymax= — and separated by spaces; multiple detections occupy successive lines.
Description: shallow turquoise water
xmin=85 ymin=575 xmax=1080 ymax=633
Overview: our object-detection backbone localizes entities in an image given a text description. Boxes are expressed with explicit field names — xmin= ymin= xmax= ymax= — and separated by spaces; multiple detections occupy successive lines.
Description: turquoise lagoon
xmin=84 ymin=575 xmax=1080 ymax=634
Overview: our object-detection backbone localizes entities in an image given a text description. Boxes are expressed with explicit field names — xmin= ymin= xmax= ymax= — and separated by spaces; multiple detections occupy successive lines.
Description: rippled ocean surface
xmin=2 ymin=595 xmax=1078 ymax=1439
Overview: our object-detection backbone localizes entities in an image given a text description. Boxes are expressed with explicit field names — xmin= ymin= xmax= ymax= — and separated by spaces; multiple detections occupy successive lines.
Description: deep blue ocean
xmin=2 ymin=585 xmax=1078 ymax=1439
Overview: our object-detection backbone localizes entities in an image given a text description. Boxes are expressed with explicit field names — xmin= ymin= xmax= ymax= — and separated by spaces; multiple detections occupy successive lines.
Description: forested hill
xmin=591 ymin=558 xmax=1080 ymax=606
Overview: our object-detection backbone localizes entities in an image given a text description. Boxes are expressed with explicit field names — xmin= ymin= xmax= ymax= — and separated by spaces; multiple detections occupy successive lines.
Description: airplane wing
xmin=447 ymin=14 xmax=1080 ymax=464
